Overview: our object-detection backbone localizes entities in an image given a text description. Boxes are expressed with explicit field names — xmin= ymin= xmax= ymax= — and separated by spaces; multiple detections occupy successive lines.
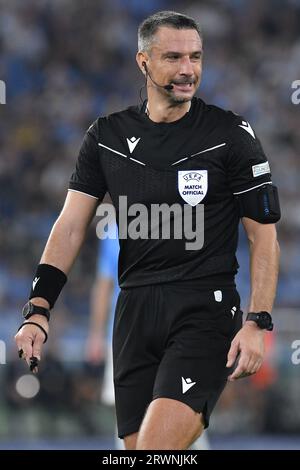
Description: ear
xmin=136 ymin=51 xmax=148 ymax=75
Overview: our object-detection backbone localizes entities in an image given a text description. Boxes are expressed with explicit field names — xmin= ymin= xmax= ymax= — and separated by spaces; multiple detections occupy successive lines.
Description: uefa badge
xmin=178 ymin=170 xmax=208 ymax=206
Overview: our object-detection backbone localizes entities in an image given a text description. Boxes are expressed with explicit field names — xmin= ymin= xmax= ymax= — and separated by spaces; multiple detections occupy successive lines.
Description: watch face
xmin=22 ymin=302 xmax=33 ymax=319
xmin=258 ymin=312 xmax=272 ymax=329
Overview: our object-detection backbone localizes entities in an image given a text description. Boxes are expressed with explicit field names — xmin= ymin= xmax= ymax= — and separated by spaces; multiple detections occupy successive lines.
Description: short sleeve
xmin=226 ymin=115 xmax=272 ymax=194
xmin=69 ymin=120 xmax=107 ymax=200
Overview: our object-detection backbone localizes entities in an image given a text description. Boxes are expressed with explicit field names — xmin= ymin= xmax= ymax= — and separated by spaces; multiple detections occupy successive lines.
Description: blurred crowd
xmin=0 ymin=0 xmax=300 ymax=441
xmin=0 ymin=0 xmax=299 ymax=318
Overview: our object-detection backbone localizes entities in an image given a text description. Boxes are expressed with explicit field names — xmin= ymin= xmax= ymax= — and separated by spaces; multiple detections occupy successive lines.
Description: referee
xmin=15 ymin=11 xmax=281 ymax=450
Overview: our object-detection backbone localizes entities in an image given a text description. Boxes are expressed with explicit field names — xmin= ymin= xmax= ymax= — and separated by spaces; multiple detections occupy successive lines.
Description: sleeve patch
xmin=252 ymin=161 xmax=270 ymax=177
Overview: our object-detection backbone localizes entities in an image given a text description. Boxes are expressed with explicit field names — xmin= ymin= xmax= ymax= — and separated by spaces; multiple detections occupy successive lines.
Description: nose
xmin=178 ymin=57 xmax=194 ymax=76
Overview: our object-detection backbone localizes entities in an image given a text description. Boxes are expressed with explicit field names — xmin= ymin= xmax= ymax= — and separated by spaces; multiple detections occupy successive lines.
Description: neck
xmin=146 ymin=91 xmax=191 ymax=123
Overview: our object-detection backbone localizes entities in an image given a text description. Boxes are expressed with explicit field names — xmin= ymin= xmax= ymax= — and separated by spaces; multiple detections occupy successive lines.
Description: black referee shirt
xmin=69 ymin=97 xmax=272 ymax=288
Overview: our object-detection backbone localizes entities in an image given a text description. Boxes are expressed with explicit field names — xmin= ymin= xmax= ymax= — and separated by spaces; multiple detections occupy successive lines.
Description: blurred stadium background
xmin=0 ymin=0 xmax=300 ymax=450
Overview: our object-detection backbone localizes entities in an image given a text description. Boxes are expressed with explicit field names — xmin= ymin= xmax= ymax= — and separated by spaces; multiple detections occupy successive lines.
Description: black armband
xmin=29 ymin=263 xmax=67 ymax=309
xmin=234 ymin=183 xmax=281 ymax=224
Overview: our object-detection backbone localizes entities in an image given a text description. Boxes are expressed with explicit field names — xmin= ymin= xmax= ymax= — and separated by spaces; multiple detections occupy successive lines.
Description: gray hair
xmin=138 ymin=11 xmax=202 ymax=53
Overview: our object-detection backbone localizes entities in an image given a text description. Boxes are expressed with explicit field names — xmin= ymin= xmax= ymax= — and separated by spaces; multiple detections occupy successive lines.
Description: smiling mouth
xmin=172 ymin=83 xmax=194 ymax=91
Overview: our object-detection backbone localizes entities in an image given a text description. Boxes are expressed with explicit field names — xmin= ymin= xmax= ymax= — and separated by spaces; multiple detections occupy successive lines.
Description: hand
xmin=85 ymin=331 xmax=107 ymax=365
xmin=14 ymin=314 xmax=49 ymax=373
xmin=226 ymin=321 xmax=265 ymax=381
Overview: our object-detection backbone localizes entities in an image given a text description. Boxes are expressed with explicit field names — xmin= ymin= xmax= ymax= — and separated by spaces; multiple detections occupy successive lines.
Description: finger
xmin=228 ymin=366 xmax=246 ymax=381
xmin=30 ymin=356 xmax=39 ymax=374
xmin=30 ymin=334 xmax=43 ymax=374
xmin=245 ymin=358 xmax=257 ymax=375
xmin=245 ymin=354 xmax=262 ymax=375
xmin=15 ymin=336 xmax=26 ymax=360
xmin=228 ymin=353 xmax=250 ymax=381
xmin=18 ymin=348 xmax=24 ymax=359
xmin=19 ymin=348 xmax=28 ymax=362
xmin=16 ymin=332 xmax=34 ymax=366
xmin=250 ymin=359 xmax=262 ymax=375
xmin=226 ymin=341 xmax=240 ymax=368
xmin=32 ymin=335 xmax=44 ymax=361
xmin=228 ymin=366 xmax=244 ymax=381
xmin=237 ymin=371 xmax=254 ymax=379
xmin=230 ymin=367 xmax=256 ymax=380
xmin=22 ymin=339 xmax=34 ymax=367
xmin=17 ymin=343 xmax=31 ymax=365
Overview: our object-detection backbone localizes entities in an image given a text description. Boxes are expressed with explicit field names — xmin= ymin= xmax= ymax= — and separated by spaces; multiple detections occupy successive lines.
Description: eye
xmin=166 ymin=54 xmax=180 ymax=60
xmin=191 ymin=54 xmax=202 ymax=61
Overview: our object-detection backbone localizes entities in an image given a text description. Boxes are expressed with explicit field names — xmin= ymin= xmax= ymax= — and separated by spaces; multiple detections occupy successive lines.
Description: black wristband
xmin=29 ymin=263 xmax=67 ymax=309
xmin=18 ymin=321 xmax=48 ymax=343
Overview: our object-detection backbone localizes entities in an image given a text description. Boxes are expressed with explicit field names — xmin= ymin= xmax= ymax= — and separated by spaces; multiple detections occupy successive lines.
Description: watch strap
xmin=33 ymin=305 xmax=49 ymax=316
xmin=246 ymin=311 xmax=273 ymax=331
xmin=24 ymin=302 xmax=50 ymax=322
xmin=246 ymin=312 xmax=260 ymax=322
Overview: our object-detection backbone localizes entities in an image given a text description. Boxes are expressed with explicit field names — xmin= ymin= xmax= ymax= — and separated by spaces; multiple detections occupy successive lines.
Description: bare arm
xmin=227 ymin=218 xmax=280 ymax=380
xmin=243 ymin=217 xmax=280 ymax=313
xmin=31 ymin=190 xmax=99 ymax=308
xmin=15 ymin=190 xmax=99 ymax=368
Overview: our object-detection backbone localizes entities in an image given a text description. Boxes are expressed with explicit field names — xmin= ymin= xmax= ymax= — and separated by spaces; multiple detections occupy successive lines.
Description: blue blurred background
xmin=0 ymin=0 xmax=299 ymax=450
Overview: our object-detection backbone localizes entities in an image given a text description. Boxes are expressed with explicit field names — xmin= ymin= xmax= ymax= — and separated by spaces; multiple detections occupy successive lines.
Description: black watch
xmin=246 ymin=311 xmax=273 ymax=331
xmin=22 ymin=301 xmax=50 ymax=322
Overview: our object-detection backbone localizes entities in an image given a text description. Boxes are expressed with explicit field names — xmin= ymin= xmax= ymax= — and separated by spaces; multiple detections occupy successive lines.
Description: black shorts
xmin=113 ymin=282 xmax=243 ymax=439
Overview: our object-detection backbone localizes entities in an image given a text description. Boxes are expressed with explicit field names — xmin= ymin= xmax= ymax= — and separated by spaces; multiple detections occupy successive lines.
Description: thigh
xmin=136 ymin=398 xmax=205 ymax=450
xmin=124 ymin=432 xmax=139 ymax=450
xmin=152 ymin=286 xmax=243 ymax=428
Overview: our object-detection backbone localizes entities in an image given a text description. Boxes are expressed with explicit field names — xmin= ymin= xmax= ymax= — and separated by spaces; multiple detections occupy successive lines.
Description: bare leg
xmin=136 ymin=398 xmax=204 ymax=450
xmin=124 ymin=432 xmax=138 ymax=450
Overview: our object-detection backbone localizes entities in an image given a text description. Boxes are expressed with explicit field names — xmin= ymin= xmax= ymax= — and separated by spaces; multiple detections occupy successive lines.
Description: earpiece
xmin=141 ymin=61 xmax=173 ymax=91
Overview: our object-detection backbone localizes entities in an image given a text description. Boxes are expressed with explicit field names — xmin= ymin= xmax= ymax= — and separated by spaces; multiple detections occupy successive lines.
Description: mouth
xmin=172 ymin=82 xmax=194 ymax=92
